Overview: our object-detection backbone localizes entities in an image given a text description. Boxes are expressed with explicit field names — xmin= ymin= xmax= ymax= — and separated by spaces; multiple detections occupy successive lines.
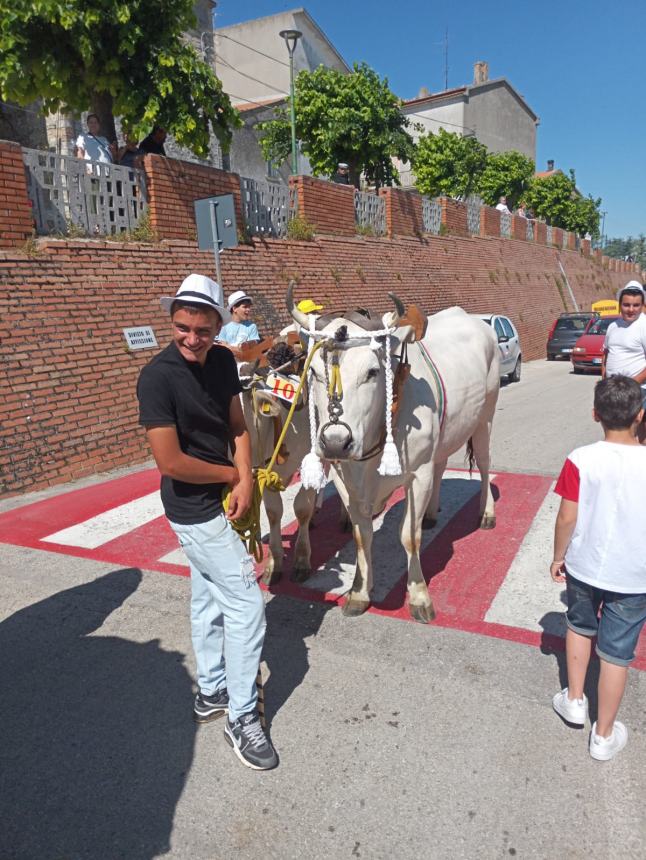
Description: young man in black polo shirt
xmin=137 ymin=273 xmax=278 ymax=770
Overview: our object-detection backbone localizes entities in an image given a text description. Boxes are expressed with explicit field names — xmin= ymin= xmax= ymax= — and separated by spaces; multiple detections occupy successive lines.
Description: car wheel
xmin=573 ymin=366 xmax=584 ymax=374
xmin=547 ymin=354 xmax=555 ymax=361
xmin=509 ymin=357 xmax=521 ymax=383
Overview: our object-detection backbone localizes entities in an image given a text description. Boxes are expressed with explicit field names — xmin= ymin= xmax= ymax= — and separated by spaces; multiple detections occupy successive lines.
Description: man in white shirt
xmin=603 ymin=280 xmax=646 ymax=441
xmin=495 ymin=196 xmax=511 ymax=214
xmin=75 ymin=114 xmax=115 ymax=163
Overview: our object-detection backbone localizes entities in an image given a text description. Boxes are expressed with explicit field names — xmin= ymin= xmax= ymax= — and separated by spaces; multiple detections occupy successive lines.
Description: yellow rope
xmin=223 ymin=338 xmax=328 ymax=561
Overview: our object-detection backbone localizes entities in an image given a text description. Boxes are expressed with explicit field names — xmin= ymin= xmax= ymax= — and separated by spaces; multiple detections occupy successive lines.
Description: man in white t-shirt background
xmin=602 ymin=280 xmax=646 ymax=442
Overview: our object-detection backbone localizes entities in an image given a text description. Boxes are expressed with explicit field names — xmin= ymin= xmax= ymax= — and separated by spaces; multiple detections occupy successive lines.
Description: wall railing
xmin=354 ymin=190 xmax=386 ymax=235
xmin=239 ymin=176 xmax=296 ymax=238
xmin=23 ymin=147 xmax=147 ymax=236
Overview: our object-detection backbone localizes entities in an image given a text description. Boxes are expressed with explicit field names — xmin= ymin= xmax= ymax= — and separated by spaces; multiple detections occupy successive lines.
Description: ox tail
xmin=466 ymin=437 xmax=475 ymax=476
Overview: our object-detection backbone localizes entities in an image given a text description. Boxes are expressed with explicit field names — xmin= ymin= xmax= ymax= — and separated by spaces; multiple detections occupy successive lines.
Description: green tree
xmin=478 ymin=150 xmax=535 ymax=208
xmin=524 ymin=170 xmax=601 ymax=236
xmin=258 ymin=62 xmax=415 ymax=189
xmin=0 ymin=0 xmax=239 ymax=157
xmin=411 ymin=128 xmax=488 ymax=198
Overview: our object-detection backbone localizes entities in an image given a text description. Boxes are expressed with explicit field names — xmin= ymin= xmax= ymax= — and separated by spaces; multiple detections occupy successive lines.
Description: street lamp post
xmin=279 ymin=28 xmax=302 ymax=175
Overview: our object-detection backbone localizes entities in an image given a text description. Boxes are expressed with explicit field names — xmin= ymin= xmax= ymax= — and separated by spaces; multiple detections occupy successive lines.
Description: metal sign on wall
xmin=194 ymin=194 xmax=238 ymax=251
xmin=123 ymin=326 xmax=158 ymax=350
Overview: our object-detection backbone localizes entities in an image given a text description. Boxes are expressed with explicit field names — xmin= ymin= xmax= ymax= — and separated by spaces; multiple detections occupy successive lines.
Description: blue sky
xmin=215 ymin=1 xmax=645 ymax=239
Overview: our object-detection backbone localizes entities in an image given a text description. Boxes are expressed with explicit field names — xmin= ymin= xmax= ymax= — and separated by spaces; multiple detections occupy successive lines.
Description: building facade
xmin=396 ymin=61 xmax=539 ymax=187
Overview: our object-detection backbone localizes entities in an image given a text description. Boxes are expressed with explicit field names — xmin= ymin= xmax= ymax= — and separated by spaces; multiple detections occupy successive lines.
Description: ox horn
xmin=286 ymin=280 xmax=310 ymax=329
xmin=383 ymin=291 xmax=404 ymax=327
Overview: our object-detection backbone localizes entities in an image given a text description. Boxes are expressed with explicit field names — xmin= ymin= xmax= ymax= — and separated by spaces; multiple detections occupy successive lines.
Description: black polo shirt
xmin=137 ymin=342 xmax=242 ymax=524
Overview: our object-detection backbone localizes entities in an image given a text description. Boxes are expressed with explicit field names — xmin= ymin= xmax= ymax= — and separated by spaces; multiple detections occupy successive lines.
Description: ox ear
xmin=399 ymin=305 xmax=427 ymax=341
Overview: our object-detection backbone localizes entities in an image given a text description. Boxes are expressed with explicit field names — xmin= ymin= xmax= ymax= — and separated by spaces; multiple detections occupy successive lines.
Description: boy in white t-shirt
xmin=551 ymin=375 xmax=646 ymax=760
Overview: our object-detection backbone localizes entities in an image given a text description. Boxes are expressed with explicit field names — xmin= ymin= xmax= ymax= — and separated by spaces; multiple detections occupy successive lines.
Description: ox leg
xmin=422 ymin=458 xmax=447 ymax=529
xmin=402 ymin=470 xmax=436 ymax=624
xmin=261 ymin=491 xmax=284 ymax=585
xmin=342 ymin=506 xmax=373 ymax=617
xmin=471 ymin=420 xmax=496 ymax=529
xmin=291 ymin=486 xmax=316 ymax=583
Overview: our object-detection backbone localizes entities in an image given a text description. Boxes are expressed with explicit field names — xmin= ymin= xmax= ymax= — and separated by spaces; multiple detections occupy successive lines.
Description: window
xmin=494 ymin=318 xmax=505 ymax=340
xmin=501 ymin=318 xmax=515 ymax=339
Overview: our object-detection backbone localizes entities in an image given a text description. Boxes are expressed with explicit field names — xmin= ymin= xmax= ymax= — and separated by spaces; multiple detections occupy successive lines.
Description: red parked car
xmin=570 ymin=316 xmax=620 ymax=373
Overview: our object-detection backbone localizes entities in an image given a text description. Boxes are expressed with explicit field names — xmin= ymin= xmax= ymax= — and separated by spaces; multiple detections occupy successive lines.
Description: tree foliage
xmin=258 ymin=62 xmax=415 ymax=189
xmin=478 ymin=150 xmax=535 ymax=208
xmin=411 ymin=128 xmax=488 ymax=199
xmin=604 ymin=235 xmax=646 ymax=267
xmin=0 ymin=0 xmax=240 ymax=156
xmin=524 ymin=170 xmax=601 ymax=236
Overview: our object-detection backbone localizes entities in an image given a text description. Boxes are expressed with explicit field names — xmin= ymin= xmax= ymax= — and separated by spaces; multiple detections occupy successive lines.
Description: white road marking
xmin=158 ymin=478 xmax=333 ymax=566
xmin=41 ymin=492 xmax=164 ymax=549
xmin=485 ymin=483 xmax=567 ymax=637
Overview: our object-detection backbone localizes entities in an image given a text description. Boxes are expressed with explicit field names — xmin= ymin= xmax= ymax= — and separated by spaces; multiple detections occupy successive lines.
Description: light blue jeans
xmin=169 ymin=513 xmax=265 ymax=720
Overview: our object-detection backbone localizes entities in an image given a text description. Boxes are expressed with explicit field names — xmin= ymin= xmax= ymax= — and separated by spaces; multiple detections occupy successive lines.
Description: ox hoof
xmin=409 ymin=602 xmax=436 ymax=624
xmin=422 ymin=515 xmax=437 ymax=529
xmin=342 ymin=598 xmax=370 ymax=617
xmin=261 ymin=568 xmax=282 ymax=586
xmin=290 ymin=565 xmax=311 ymax=584
xmin=479 ymin=514 xmax=496 ymax=530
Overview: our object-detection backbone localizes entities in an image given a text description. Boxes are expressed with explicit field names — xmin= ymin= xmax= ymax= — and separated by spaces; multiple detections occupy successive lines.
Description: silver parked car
xmin=473 ymin=313 xmax=522 ymax=382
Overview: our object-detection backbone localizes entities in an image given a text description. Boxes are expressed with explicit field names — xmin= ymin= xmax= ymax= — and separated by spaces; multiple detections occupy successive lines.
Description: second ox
xmin=288 ymin=287 xmax=501 ymax=623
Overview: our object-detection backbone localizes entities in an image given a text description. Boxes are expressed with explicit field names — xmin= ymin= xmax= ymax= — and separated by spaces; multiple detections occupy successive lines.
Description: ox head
xmin=287 ymin=283 xmax=414 ymax=466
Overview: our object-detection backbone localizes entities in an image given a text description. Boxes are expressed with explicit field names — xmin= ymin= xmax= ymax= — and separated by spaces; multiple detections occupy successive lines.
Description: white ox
xmin=288 ymin=290 xmax=500 ymax=623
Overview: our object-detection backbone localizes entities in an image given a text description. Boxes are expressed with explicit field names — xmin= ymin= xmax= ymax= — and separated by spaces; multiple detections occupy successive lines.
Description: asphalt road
xmin=1 ymin=359 xmax=644 ymax=860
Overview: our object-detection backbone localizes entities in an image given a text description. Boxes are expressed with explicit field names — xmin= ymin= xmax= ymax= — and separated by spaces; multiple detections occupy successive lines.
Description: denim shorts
xmin=566 ymin=573 xmax=646 ymax=667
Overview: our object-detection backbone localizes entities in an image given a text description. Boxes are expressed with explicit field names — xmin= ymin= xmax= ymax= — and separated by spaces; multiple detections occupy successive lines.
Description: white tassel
xmin=300 ymin=451 xmax=327 ymax=490
xmin=377 ymin=332 xmax=402 ymax=477
xmin=378 ymin=440 xmax=401 ymax=476
xmin=300 ymin=317 xmax=327 ymax=491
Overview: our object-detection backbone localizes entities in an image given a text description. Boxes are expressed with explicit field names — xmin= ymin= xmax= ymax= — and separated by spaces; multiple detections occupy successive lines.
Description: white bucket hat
xmin=160 ymin=274 xmax=231 ymax=323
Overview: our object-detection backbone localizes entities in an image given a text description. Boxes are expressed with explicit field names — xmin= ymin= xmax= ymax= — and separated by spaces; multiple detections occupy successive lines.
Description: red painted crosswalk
xmin=1 ymin=467 xmax=644 ymax=670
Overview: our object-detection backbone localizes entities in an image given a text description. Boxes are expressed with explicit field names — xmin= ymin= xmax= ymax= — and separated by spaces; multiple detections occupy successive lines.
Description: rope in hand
xmin=222 ymin=337 xmax=329 ymax=562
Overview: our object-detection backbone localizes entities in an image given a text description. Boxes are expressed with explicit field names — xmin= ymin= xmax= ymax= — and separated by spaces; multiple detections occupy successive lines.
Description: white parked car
xmin=473 ymin=313 xmax=522 ymax=382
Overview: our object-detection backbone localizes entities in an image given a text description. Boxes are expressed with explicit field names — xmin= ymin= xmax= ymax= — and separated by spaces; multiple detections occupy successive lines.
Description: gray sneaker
xmin=224 ymin=712 xmax=278 ymax=770
xmin=589 ymin=721 xmax=628 ymax=761
xmin=194 ymin=688 xmax=229 ymax=723
xmin=553 ymin=688 xmax=588 ymax=726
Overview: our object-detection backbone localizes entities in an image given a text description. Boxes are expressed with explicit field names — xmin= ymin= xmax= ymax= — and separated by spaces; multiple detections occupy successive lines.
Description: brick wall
xmin=144 ymin=154 xmax=242 ymax=241
xmin=0 ymin=140 xmax=33 ymax=248
xmin=289 ymin=175 xmax=355 ymax=236
xmin=380 ymin=187 xmax=424 ymax=237
xmin=0 ymin=230 xmax=635 ymax=496
xmin=440 ymin=197 xmax=468 ymax=236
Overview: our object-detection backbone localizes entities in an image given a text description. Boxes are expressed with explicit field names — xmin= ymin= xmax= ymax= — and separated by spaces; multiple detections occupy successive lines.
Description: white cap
xmin=160 ymin=274 xmax=231 ymax=322
xmin=616 ymin=280 xmax=645 ymax=301
xmin=228 ymin=289 xmax=252 ymax=310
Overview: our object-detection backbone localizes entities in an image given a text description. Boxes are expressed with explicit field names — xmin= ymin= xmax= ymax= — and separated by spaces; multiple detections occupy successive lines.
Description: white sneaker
xmin=589 ymin=721 xmax=628 ymax=761
xmin=552 ymin=688 xmax=588 ymax=726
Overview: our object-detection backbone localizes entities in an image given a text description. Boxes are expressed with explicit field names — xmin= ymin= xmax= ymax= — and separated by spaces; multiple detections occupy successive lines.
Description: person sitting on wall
xmin=217 ymin=291 xmax=261 ymax=361
xmin=138 ymin=126 xmax=167 ymax=156
xmin=75 ymin=114 xmax=116 ymax=163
